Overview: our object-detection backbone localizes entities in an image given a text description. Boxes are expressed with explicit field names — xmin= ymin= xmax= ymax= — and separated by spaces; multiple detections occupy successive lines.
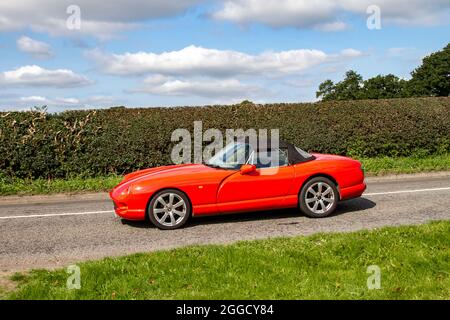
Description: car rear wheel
xmin=299 ymin=177 xmax=338 ymax=218
xmin=148 ymin=189 xmax=191 ymax=230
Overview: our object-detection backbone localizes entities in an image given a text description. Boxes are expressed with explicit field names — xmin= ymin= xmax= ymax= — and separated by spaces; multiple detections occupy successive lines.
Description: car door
xmin=217 ymin=148 xmax=295 ymax=213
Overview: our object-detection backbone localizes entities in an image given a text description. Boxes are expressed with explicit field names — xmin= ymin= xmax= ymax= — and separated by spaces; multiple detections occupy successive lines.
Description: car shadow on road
xmin=121 ymin=197 xmax=376 ymax=229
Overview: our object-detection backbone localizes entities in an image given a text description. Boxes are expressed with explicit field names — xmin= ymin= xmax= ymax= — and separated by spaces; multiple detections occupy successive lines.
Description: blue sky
xmin=0 ymin=0 xmax=449 ymax=112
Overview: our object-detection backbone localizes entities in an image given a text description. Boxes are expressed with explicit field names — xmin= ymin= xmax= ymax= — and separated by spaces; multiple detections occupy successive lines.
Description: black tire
xmin=299 ymin=177 xmax=339 ymax=218
xmin=148 ymin=189 xmax=191 ymax=230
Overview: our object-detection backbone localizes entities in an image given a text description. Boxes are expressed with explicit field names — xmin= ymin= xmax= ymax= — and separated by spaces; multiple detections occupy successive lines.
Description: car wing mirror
xmin=240 ymin=164 xmax=256 ymax=174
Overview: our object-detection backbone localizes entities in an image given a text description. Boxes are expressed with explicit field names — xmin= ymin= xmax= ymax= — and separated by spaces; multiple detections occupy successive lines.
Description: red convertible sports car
xmin=110 ymin=140 xmax=366 ymax=229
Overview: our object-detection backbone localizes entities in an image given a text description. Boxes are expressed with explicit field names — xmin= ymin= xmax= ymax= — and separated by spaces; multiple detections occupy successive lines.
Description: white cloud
xmin=17 ymin=36 xmax=53 ymax=59
xmin=212 ymin=0 xmax=341 ymax=30
xmin=55 ymin=97 xmax=80 ymax=104
xmin=88 ymin=45 xmax=364 ymax=77
xmin=0 ymin=0 xmax=203 ymax=39
xmin=339 ymin=48 xmax=366 ymax=58
xmin=19 ymin=96 xmax=79 ymax=105
xmin=131 ymin=77 xmax=262 ymax=98
xmin=89 ymin=45 xmax=364 ymax=99
xmin=339 ymin=0 xmax=450 ymax=26
xmin=212 ymin=0 xmax=450 ymax=29
xmin=20 ymin=95 xmax=48 ymax=103
xmin=314 ymin=21 xmax=348 ymax=32
xmin=0 ymin=65 xmax=91 ymax=88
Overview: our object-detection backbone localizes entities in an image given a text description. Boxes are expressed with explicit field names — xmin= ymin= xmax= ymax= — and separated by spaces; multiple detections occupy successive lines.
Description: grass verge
xmin=5 ymin=221 xmax=450 ymax=300
xmin=360 ymin=154 xmax=450 ymax=175
xmin=0 ymin=175 xmax=122 ymax=196
xmin=1 ymin=154 xmax=449 ymax=196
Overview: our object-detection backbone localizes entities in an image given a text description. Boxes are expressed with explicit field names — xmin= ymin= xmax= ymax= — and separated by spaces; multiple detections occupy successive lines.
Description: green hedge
xmin=1 ymin=97 xmax=449 ymax=179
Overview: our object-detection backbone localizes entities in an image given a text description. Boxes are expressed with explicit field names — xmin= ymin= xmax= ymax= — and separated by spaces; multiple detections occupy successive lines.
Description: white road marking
xmin=364 ymin=187 xmax=450 ymax=196
xmin=1 ymin=187 xmax=450 ymax=220
xmin=0 ymin=210 xmax=114 ymax=220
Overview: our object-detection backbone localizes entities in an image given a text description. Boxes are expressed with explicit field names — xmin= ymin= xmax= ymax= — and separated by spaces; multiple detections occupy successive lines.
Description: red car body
xmin=110 ymin=153 xmax=366 ymax=221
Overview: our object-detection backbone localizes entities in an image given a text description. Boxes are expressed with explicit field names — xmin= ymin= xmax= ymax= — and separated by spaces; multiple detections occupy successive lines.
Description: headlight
xmin=119 ymin=185 xmax=131 ymax=198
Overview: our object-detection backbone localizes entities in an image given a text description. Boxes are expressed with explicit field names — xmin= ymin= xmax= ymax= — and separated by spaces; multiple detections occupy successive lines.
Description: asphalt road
xmin=1 ymin=173 xmax=450 ymax=272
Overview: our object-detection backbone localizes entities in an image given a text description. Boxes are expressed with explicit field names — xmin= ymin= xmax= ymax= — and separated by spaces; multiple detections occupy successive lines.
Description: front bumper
xmin=110 ymin=190 xmax=146 ymax=221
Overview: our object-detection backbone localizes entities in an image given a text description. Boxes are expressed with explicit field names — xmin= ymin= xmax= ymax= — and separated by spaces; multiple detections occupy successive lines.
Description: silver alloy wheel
xmin=304 ymin=181 xmax=335 ymax=215
xmin=152 ymin=192 xmax=187 ymax=227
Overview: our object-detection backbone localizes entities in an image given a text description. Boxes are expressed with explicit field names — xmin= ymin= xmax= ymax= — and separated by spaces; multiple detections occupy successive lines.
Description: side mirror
xmin=240 ymin=164 xmax=256 ymax=175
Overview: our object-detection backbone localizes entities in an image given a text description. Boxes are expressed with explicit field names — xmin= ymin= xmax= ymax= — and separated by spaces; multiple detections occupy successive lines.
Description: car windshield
xmin=205 ymin=142 xmax=313 ymax=169
xmin=206 ymin=142 xmax=252 ymax=169
xmin=295 ymin=146 xmax=313 ymax=158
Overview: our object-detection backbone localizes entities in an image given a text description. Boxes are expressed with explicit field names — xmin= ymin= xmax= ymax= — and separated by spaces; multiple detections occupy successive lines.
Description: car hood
xmin=119 ymin=163 xmax=231 ymax=185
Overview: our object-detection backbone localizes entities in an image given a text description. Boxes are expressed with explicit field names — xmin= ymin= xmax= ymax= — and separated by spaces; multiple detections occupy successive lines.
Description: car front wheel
xmin=299 ymin=177 xmax=338 ymax=218
xmin=148 ymin=189 xmax=191 ymax=230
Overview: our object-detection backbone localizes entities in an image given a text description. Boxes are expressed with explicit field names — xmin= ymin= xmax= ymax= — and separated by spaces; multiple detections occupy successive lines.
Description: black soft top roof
xmin=239 ymin=138 xmax=315 ymax=164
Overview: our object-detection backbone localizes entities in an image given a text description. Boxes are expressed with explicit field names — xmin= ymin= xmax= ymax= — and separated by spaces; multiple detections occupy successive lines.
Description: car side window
xmin=250 ymin=148 xmax=289 ymax=168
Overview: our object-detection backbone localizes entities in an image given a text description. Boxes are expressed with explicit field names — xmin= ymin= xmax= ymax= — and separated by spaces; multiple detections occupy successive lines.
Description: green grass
xmin=0 ymin=175 xmax=122 ymax=196
xmin=5 ymin=221 xmax=450 ymax=300
xmin=360 ymin=154 xmax=450 ymax=175
xmin=1 ymin=154 xmax=449 ymax=196
xmin=0 ymin=287 xmax=7 ymax=300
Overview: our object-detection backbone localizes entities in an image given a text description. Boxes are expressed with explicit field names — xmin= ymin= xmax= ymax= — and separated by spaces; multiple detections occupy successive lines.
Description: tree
xmin=316 ymin=70 xmax=363 ymax=101
xmin=315 ymin=43 xmax=449 ymax=101
xmin=362 ymin=74 xmax=407 ymax=99
xmin=316 ymin=79 xmax=335 ymax=101
xmin=407 ymin=43 xmax=450 ymax=97
xmin=334 ymin=70 xmax=364 ymax=100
